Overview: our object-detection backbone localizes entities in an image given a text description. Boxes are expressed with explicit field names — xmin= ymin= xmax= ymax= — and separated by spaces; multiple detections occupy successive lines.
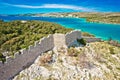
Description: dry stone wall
xmin=53 ymin=34 xmax=66 ymax=48
xmin=0 ymin=35 xmax=54 ymax=80
xmin=65 ymin=30 xmax=82 ymax=46
xmin=0 ymin=30 xmax=101 ymax=80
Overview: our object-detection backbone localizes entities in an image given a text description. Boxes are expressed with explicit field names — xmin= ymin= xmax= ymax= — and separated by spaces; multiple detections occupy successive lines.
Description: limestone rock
xmin=13 ymin=42 xmax=120 ymax=80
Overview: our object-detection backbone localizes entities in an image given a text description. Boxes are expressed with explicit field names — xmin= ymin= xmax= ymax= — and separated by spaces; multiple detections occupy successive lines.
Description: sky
xmin=0 ymin=0 xmax=120 ymax=14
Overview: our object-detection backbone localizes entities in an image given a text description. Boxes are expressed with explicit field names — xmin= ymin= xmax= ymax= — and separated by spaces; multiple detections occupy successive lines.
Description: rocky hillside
xmin=0 ymin=20 xmax=72 ymax=62
xmin=13 ymin=42 xmax=120 ymax=80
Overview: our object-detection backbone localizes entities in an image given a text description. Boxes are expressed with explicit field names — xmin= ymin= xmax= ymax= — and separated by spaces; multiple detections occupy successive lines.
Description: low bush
xmin=109 ymin=47 xmax=115 ymax=54
xmin=39 ymin=54 xmax=52 ymax=65
xmin=67 ymin=47 xmax=80 ymax=57
xmin=0 ymin=53 xmax=6 ymax=62
xmin=77 ymin=38 xmax=86 ymax=45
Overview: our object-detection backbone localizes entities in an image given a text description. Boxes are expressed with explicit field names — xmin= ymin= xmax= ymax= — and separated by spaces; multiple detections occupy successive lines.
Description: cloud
xmin=2 ymin=3 xmax=96 ymax=12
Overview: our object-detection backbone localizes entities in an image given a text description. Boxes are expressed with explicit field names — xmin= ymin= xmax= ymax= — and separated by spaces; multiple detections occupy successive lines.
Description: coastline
xmin=31 ymin=15 xmax=120 ymax=25
xmin=0 ymin=15 xmax=120 ymax=42
xmin=85 ymin=20 xmax=120 ymax=25
xmin=2 ymin=13 xmax=120 ymax=25
xmin=85 ymin=19 xmax=120 ymax=25
xmin=48 ymin=16 xmax=120 ymax=25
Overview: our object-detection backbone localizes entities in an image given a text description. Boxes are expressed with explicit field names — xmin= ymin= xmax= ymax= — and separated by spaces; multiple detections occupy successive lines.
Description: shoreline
xmin=31 ymin=15 xmax=120 ymax=25
xmin=1 ymin=14 xmax=120 ymax=25
xmin=85 ymin=20 xmax=120 ymax=25
xmin=0 ymin=15 xmax=120 ymax=42
xmin=85 ymin=19 xmax=120 ymax=25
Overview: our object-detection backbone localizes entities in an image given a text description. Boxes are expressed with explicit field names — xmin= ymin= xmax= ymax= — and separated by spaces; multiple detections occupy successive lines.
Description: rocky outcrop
xmin=13 ymin=42 xmax=120 ymax=80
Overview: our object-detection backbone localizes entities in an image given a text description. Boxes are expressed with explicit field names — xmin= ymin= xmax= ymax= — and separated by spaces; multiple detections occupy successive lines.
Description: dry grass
xmin=67 ymin=47 xmax=81 ymax=57
xmin=38 ymin=53 xmax=53 ymax=66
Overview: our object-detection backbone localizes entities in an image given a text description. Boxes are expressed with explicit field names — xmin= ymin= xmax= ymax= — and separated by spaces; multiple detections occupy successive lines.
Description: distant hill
xmin=17 ymin=12 xmax=120 ymax=24
xmin=68 ymin=12 xmax=120 ymax=24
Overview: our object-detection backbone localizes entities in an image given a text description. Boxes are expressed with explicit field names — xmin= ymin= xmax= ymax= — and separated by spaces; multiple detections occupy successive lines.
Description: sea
xmin=0 ymin=15 xmax=120 ymax=42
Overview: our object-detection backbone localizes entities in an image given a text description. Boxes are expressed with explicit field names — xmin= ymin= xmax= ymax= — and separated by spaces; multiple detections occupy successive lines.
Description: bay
xmin=0 ymin=15 xmax=120 ymax=41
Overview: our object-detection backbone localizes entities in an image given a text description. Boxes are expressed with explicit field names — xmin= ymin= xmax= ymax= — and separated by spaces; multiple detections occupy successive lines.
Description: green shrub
xmin=0 ymin=53 xmax=6 ymax=62
xmin=77 ymin=38 xmax=86 ymax=45
xmin=67 ymin=47 xmax=80 ymax=57
xmin=109 ymin=47 xmax=115 ymax=54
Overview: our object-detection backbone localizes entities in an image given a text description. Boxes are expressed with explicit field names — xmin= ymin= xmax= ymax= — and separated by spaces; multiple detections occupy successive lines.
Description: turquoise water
xmin=0 ymin=15 xmax=120 ymax=41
